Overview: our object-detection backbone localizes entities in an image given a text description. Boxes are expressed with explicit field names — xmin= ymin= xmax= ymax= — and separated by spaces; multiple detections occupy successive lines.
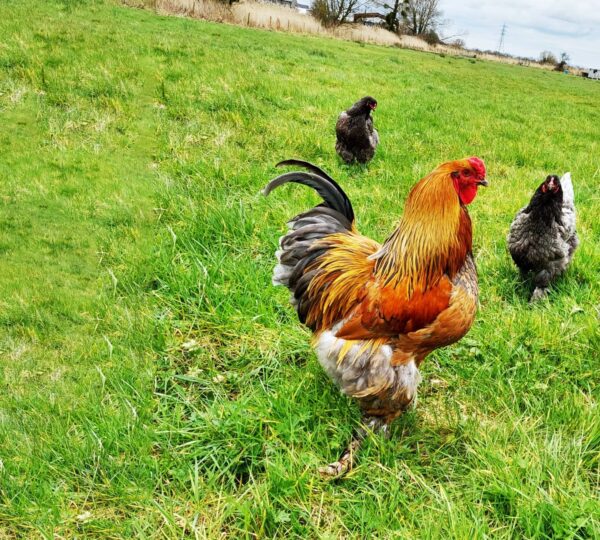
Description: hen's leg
xmin=319 ymin=416 xmax=387 ymax=477
xmin=531 ymin=258 xmax=570 ymax=302
xmin=531 ymin=269 xmax=551 ymax=302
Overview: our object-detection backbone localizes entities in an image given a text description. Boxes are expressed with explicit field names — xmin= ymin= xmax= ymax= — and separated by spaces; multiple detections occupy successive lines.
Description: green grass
xmin=0 ymin=0 xmax=598 ymax=537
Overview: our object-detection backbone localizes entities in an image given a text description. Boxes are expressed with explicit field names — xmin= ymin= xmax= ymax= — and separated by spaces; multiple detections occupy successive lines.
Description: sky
xmin=440 ymin=0 xmax=600 ymax=68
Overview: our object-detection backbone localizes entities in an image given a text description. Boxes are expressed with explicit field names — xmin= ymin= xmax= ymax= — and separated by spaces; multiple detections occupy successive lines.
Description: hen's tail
xmin=560 ymin=172 xmax=575 ymax=208
xmin=263 ymin=161 xmax=354 ymax=321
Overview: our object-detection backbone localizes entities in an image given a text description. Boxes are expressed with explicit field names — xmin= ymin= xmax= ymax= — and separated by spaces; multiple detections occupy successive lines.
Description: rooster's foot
xmin=318 ymin=437 xmax=362 ymax=478
xmin=318 ymin=417 xmax=386 ymax=478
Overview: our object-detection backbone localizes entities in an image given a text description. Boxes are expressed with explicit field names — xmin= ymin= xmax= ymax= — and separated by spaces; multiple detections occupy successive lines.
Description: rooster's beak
xmin=478 ymin=179 xmax=489 ymax=187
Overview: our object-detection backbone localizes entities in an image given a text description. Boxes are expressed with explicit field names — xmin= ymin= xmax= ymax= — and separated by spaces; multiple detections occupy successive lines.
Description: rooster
xmin=264 ymin=157 xmax=488 ymax=475
xmin=335 ymin=96 xmax=379 ymax=164
xmin=508 ymin=173 xmax=578 ymax=302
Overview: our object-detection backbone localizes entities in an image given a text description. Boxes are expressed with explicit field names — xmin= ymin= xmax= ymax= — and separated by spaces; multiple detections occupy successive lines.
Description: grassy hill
xmin=0 ymin=0 xmax=598 ymax=537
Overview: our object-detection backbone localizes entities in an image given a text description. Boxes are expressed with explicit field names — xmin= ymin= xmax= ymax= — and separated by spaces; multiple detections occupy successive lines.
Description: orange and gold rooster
xmin=264 ymin=157 xmax=488 ymax=476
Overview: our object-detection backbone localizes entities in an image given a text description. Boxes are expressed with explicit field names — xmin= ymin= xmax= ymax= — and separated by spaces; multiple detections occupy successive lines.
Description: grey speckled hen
xmin=507 ymin=173 xmax=578 ymax=301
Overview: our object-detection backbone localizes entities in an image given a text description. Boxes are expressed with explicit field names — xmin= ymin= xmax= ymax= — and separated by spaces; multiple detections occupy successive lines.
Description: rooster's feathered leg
xmin=318 ymin=417 xmax=387 ymax=477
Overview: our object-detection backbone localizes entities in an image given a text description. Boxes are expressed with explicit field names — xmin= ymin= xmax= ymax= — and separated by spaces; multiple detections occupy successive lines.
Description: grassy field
xmin=0 ymin=0 xmax=598 ymax=537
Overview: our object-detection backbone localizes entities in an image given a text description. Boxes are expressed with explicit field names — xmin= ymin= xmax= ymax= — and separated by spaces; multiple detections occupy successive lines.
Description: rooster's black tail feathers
xmin=263 ymin=160 xmax=354 ymax=223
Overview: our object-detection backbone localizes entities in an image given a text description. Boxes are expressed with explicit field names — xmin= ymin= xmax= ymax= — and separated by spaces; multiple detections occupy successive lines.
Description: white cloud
xmin=441 ymin=0 xmax=600 ymax=68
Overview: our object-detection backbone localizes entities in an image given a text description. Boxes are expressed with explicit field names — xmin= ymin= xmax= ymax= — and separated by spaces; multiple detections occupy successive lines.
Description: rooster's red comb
xmin=467 ymin=157 xmax=486 ymax=180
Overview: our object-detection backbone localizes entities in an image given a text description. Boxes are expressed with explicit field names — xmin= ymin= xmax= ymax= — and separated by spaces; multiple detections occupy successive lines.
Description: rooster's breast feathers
xmin=301 ymin=231 xmax=460 ymax=341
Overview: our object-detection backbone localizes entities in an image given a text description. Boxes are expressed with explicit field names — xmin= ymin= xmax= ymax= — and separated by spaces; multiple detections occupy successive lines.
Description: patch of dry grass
xmin=152 ymin=0 xmax=582 ymax=73
xmin=156 ymin=0 xmax=399 ymax=44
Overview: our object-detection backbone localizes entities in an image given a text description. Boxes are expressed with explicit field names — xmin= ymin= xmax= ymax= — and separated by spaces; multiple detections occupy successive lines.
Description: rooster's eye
xmin=462 ymin=169 xmax=471 ymax=177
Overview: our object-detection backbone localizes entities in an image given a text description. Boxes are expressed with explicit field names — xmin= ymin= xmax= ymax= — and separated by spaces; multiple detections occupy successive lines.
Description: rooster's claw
xmin=318 ymin=461 xmax=348 ymax=478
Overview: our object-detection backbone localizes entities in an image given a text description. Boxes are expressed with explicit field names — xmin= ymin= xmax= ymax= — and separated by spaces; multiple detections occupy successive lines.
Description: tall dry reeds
xmin=155 ymin=0 xmax=402 ymax=45
xmin=147 ymin=0 xmax=580 ymax=73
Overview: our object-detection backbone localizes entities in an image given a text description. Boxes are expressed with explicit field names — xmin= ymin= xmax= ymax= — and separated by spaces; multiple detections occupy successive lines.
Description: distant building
xmin=582 ymin=68 xmax=600 ymax=80
xmin=264 ymin=0 xmax=309 ymax=11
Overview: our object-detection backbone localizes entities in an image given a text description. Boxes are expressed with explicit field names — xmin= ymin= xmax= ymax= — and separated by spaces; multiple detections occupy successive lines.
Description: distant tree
xmin=555 ymin=52 xmax=570 ymax=71
xmin=373 ymin=0 xmax=441 ymax=36
xmin=311 ymin=0 xmax=366 ymax=26
xmin=539 ymin=50 xmax=557 ymax=65
xmin=421 ymin=29 xmax=440 ymax=45
xmin=375 ymin=0 xmax=407 ymax=32
xmin=402 ymin=0 xmax=442 ymax=35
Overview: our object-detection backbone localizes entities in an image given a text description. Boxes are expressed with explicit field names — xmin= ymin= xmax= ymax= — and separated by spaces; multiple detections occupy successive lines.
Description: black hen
xmin=507 ymin=173 xmax=578 ymax=301
xmin=335 ymin=96 xmax=379 ymax=164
